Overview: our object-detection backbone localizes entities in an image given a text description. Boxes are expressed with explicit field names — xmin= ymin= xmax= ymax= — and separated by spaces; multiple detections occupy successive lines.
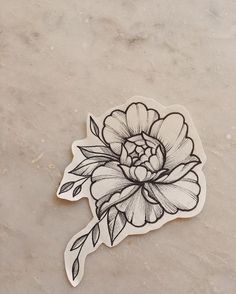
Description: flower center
xmin=120 ymin=132 xmax=167 ymax=183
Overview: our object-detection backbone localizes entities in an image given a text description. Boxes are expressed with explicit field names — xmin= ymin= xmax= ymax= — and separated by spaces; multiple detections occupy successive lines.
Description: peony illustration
xmin=57 ymin=97 xmax=206 ymax=287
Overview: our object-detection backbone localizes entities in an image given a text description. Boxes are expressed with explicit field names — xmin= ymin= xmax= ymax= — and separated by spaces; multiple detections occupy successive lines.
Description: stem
xmin=75 ymin=213 xmax=107 ymax=257
xmin=67 ymin=213 xmax=108 ymax=285
xmin=74 ymin=177 xmax=89 ymax=184
xmin=88 ymin=213 xmax=107 ymax=239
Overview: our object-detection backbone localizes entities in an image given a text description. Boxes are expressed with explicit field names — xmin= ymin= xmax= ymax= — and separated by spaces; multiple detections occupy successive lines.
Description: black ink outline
xmin=69 ymin=156 xmax=111 ymax=177
xmin=69 ymin=215 xmax=106 ymax=281
xmin=86 ymin=103 xmax=202 ymax=228
xmin=101 ymin=102 xmax=160 ymax=147
xmin=58 ymin=100 xmax=205 ymax=286
xmin=115 ymin=186 xmax=165 ymax=228
xmin=70 ymin=235 xmax=87 ymax=251
xmin=73 ymin=185 xmax=82 ymax=197
xmin=107 ymin=207 xmax=127 ymax=245
xmin=59 ymin=181 xmax=75 ymax=194
xmin=145 ymin=171 xmax=201 ymax=215
xmin=78 ymin=145 xmax=118 ymax=160
xmin=72 ymin=258 xmax=80 ymax=280
xmin=148 ymin=111 xmax=201 ymax=169
xmin=92 ymin=223 xmax=100 ymax=247
xmin=90 ymin=116 xmax=100 ymax=138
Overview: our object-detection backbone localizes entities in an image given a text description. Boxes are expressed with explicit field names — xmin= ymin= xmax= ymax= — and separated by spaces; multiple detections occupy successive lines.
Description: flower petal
xmin=149 ymin=146 xmax=164 ymax=171
xmin=126 ymin=103 xmax=159 ymax=136
xmin=150 ymin=114 xmax=196 ymax=170
xmin=110 ymin=143 xmax=122 ymax=155
xmin=103 ymin=110 xmax=130 ymax=145
xmin=134 ymin=166 xmax=148 ymax=181
xmin=120 ymin=145 xmax=132 ymax=166
xmin=150 ymin=114 xmax=184 ymax=150
xmin=103 ymin=103 xmax=159 ymax=155
xmin=116 ymin=187 xmax=163 ymax=227
xmin=98 ymin=185 xmax=139 ymax=217
xmin=142 ymin=132 xmax=160 ymax=148
xmin=164 ymin=137 xmax=195 ymax=170
xmin=157 ymin=157 xmax=200 ymax=183
xmin=146 ymin=171 xmax=200 ymax=214
xmin=91 ymin=161 xmax=132 ymax=200
xmin=124 ymin=141 xmax=136 ymax=153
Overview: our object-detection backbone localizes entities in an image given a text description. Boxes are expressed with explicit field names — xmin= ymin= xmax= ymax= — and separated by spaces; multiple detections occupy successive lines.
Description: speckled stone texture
xmin=0 ymin=1 xmax=236 ymax=293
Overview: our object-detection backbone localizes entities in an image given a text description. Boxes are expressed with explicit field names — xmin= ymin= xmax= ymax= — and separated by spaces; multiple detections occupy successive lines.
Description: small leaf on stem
xmin=90 ymin=116 xmax=99 ymax=137
xmin=59 ymin=181 xmax=74 ymax=194
xmin=73 ymin=185 xmax=82 ymax=197
xmin=72 ymin=258 xmax=80 ymax=280
xmin=92 ymin=224 xmax=100 ymax=247
xmin=107 ymin=207 xmax=127 ymax=245
xmin=70 ymin=235 xmax=87 ymax=251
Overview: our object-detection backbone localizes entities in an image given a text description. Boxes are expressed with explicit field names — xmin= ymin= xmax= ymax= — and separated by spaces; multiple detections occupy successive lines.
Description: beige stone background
xmin=1 ymin=1 xmax=236 ymax=293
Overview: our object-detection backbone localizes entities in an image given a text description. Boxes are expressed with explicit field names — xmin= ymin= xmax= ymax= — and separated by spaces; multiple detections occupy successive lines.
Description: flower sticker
xmin=57 ymin=97 xmax=206 ymax=287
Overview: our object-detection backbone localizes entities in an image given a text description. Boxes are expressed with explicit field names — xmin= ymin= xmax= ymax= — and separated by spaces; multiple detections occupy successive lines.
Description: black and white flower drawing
xmin=57 ymin=97 xmax=206 ymax=287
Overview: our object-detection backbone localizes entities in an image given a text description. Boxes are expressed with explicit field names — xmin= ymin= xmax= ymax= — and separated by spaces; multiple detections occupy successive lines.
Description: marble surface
xmin=1 ymin=1 xmax=236 ymax=293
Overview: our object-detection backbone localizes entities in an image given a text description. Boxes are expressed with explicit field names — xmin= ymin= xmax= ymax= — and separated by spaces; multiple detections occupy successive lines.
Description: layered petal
xmin=164 ymin=137 xmax=196 ymax=170
xmin=150 ymin=114 xmax=184 ymax=150
xmin=157 ymin=156 xmax=200 ymax=183
xmin=116 ymin=187 xmax=163 ymax=227
xmin=103 ymin=110 xmax=130 ymax=154
xmin=98 ymin=185 xmax=139 ymax=217
xmin=94 ymin=108 xmax=201 ymax=227
xmin=103 ymin=103 xmax=159 ymax=154
xmin=91 ymin=161 xmax=132 ymax=201
xmin=126 ymin=103 xmax=159 ymax=136
xmin=149 ymin=146 xmax=164 ymax=171
xmin=145 ymin=171 xmax=200 ymax=214
xmin=150 ymin=113 xmax=196 ymax=170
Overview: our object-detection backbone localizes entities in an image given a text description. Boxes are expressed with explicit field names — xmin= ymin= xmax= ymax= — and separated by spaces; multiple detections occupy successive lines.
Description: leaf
xmin=92 ymin=224 xmax=100 ymax=247
xmin=69 ymin=157 xmax=109 ymax=177
xmin=72 ymin=258 xmax=80 ymax=280
xmin=59 ymin=181 xmax=74 ymax=194
xmin=79 ymin=146 xmax=117 ymax=159
xmin=73 ymin=185 xmax=82 ymax=197
xmin=107 ymin=207 xmax=127 ymax=245
xmin=70 ymin=235 xmax=87 ymax=251
xmin=90 ymin=116 xmax=99 ymax=137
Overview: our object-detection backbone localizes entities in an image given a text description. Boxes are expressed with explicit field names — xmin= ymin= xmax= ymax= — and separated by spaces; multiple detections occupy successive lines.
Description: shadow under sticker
xmin=57 ymin=96 xmax=206 ymax=287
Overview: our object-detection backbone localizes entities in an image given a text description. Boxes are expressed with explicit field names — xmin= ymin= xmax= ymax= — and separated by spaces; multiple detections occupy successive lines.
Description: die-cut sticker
xmin=57 ymin=96 xmax=206 ymax=287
